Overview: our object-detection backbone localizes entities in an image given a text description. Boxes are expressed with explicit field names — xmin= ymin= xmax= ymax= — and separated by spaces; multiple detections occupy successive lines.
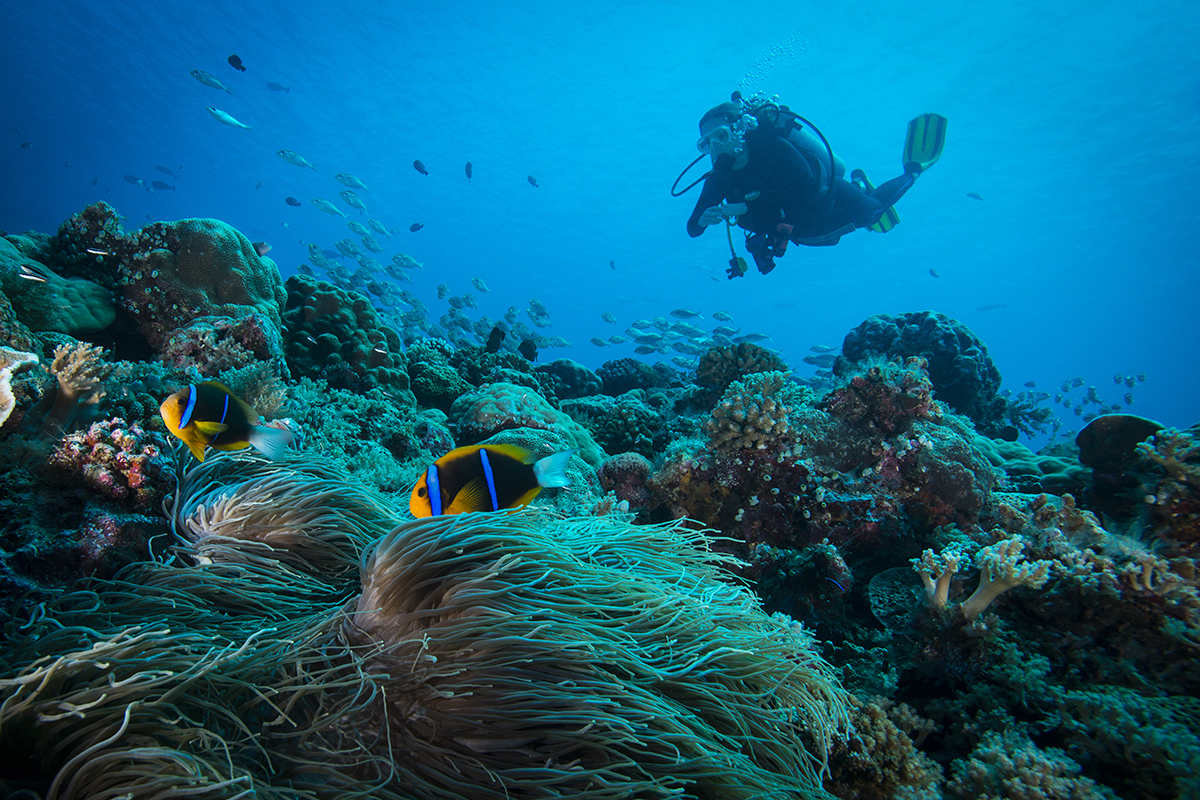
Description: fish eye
xmin=417 ymin=487 xmax=427 ymax=497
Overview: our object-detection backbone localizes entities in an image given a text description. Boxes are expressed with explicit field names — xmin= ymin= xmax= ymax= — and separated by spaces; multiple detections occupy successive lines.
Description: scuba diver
xmin=676 ymin=93 xmax=947 ymax=278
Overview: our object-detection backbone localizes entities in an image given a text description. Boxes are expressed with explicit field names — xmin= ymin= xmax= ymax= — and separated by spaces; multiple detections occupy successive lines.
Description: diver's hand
xmin=699 ymin=203 xmax=749 ymax=227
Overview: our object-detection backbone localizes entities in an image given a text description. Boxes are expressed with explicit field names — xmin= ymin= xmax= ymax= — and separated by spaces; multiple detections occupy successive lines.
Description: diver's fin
xmin=854 ymin=170 xmax=902 ymax=233
xmin=903 ymin=113 xmax=948 ymax=173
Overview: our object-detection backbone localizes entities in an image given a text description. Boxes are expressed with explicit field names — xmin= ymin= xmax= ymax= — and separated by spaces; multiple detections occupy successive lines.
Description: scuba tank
xmin=747 ymin=101 xmax=846 ymax=204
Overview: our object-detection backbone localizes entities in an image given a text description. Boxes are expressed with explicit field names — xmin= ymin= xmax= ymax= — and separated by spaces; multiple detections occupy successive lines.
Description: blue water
xmin=3 ymin=0 xmax=1196 ymax=440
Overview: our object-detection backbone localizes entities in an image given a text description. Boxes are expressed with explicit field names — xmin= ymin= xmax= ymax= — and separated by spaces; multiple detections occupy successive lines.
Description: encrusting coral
xmin=0 ymin=345 xmax=37 ymax=426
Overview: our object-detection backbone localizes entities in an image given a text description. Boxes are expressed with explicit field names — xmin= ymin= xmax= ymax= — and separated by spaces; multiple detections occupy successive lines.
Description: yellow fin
xmin=482 ymin=443 xmax=535 ymax=464
xmin=184 ymin=437 xmax=208 ymax=462
xmin=447 ymin=477 xmax=494 ymax=514
xmin=191 ymin=420 xmax=230 ymax=437
xmin=508 ymin=486 xmax=542 ymax=510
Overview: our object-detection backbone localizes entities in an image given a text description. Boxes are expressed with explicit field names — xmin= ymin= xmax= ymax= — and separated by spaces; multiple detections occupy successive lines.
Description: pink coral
xmin=159 ymin=313 xmax=287 ymax=377
xmin=48 ymin=418 xmax=174 ymax=512
xmin=822 ymin=357 xmax=940 ymax=436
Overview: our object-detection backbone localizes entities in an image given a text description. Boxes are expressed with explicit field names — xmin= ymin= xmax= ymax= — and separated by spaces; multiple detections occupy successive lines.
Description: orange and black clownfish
xmin=410 ymin=444 xmax=573 ymax=517
xmin=159 ymin=381 xmax=292 ymax=462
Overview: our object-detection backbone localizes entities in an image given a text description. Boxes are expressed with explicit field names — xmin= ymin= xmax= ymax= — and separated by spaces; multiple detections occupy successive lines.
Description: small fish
xmin=976 ymin=303 xmax=1007 ymax=312
xmin=277 ymin=149 xmax=316 ymax=170
xmin=465 ymin=161 xmax=472 ymax=180
xmin=339 ymin=190 xmax=367 ymax=213
xmin=347 ymin=221 xmax=369 ymax=236
xmin=471 ymin=277 xmax=489 ymax=292
xmin=1073 ymin=405 xmax=1082 ymax=416
xmin=670 ymin=308 xmax=702 ymax=319
xmin=803 ymin=354 xmax=836 ymax=367
xmin=20 ymin=141 xmax=31 ymax=150
xmin=362 ymin=236 xmax=382 ymax=253
xmin=1124 ymin=376 xmax=1136 ymax=388
xmin=91 ymin=177 xmax=99 ymax=185
xmin=1124 ymin=392 xmax=1134 ymax=405
xmin=296 ymin=264 xmax=314 ymax=277
xmin=410 ymin=222 xmax=423 ymax=232
xmin=671 ymin=357 xmax=697 ymax=369
xmin=410 ymin=444 xmax=572 ymax=517
xmin=159 ymin=381 xmax=291 ymax=463
xmin=285 ymin=196 xmax=302 ymax=207
xmin=265 ymin=82 xmax=289 ymax=93
xmin=929 ymin=268 xmax=940 ymax=278
xmin=810 ymin=345 xmax=835 ymax=353
xmin=151 ymin=180 xmax=175 ymax=191
xmin=252 ymin=241 xmax=271 ymax=256
xmin=608 ymin=335 xmax=627 ymax=344
xmin=123 ymin=174 xmax=142 ymax=185
xmin=1055 ymin=394 xmax=1062 ymax=403
xmin=1113 ymin=374 xmax=1123 ymax=385
xmin=367 ymin=218 xmax=389 ymax=238
xmin=1137 ymin=373 xmax=1146 ymax=383
xmin=255 ymin=180 xmax=263 ymax=189
xmin=437 ymin=284 xmax=449 ymax=300
xmin=710 ymin=311 xmax=732 ymax=323
xmin=207 ymin=107 xmax=251 ymax=129
xmin=634 ymin=345 xmax=658 ymax=355
xmin=413 ymin=160 xmax=428 ymax=175
xmin=17 ymin=263 xmax=49 ymax=282
xmin=733 ymin=333 xmax=770 ymax=343
xmin=228 ymin=54 xmax=246 ymax=72
xmin=1033 ymin=392 xmax=1050 ymax=402
xmin=1071 ymin=377 xmax=1084 ymax=388
xmin=518 ymin=339 xmax=538 ymax=362
xmin=336 ymin=239 xmax=363 ymax=257
xmin=527 ymin=175 xmax=539 ymax=187
xmin=601 ymin=312 xmax=616 ymax=324
xmin=966 ymin=192 xmax=983 ymax=201
xmin=486 ymin=325 xmax=505 ymax=353
xmin=190 ymin=69 xmax=233 ymax=93
xmin=335 ymin=173 xmax=369 ymax=191
xmin=311 ymin=198 xmax=346 ymax=217
xmin=85 ymin=248 xmax=111 ymax=256
xmin=590 ymin=338 xmax=610 ymax=347
xmin=609 ymin=260 xmax=615 ymax=269
xmin=1024 ymin=381 xmax=1036 ymax=388
xmin=156 ymin=165 xmax=178 ymax=178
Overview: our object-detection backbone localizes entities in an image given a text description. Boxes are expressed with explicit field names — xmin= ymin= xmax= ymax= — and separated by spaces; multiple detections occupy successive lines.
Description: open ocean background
xmin=2 ymin=0 xmax=1196 ymax=446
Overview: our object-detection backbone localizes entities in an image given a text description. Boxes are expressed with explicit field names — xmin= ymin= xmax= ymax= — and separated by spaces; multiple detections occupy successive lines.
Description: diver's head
xmin=697 ymin=101 xmax=756 ymax=166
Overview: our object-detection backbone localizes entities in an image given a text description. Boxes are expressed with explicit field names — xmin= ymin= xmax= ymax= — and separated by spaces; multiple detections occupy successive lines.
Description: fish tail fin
xmin=248 ymin=424 xmax=293 ymax=460
xmin=533 ymin=450 xmax=575 ymax=488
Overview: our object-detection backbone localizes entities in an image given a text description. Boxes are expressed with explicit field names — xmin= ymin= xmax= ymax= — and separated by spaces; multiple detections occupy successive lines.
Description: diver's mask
xmin=696 ymin=125 xmax=735 ymax=154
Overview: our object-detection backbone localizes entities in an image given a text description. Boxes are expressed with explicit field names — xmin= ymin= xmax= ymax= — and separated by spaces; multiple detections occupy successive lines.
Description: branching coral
xmin=960 ymin=538 xmax=1053 ymax=621
xmin=1138 ymin=427 xmax=1200 ymax=489
xmin=912 ymin=546 xmax=969 ymax=609
xmin=946 ymin=729 xmax=1118 ymax=800
xmin=42 ymin=342 xmax=111 ymax=435
xmin=705 ymin=370 xmax=794 ymax=453
xmin=696 ymin=342 xmax=789 ymax=391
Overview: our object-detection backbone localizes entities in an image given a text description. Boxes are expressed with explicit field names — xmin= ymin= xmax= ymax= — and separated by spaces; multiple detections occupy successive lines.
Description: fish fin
xmin=484 ymin=444 xmax=535 ymax=464
xmin=533 ymin=450 xmax=575 ymax=488
xmin=248 ymin=425 xmax=293 ymax=460
xmin=447 ymin=477 xmax=493 ymax=514
xmin=509 ymin=487 xmax=543 ymax=510
xmin=192 ymin=420 xmax=230 ymax=437
xmin=183 ymin=437 xmax=208 ymax=462
xmin=200 ymin=381 xmax=260 ymax=424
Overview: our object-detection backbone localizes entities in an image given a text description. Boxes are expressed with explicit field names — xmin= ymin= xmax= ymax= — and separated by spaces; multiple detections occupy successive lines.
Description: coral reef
xmin=0 ymin=236 xmax=116 ymax=334
xmin=405 ymin=338 xmax=473 ymax=411
xmin=281 ymin=275 xmax=408 ymax=394
xmin=561 ymin=390 xmax=668 ymax=458
xmin=835 ymin=310 xmax=1002 ymax=428
xmin=597 ymin=451 xmax=654 ymax=510
xmin=535 ymin=357 xmax=602 ymax=399
xmin=706 ymin=369 xmax=795 ymax=452
xmin=596 ymin=356 xmax=662 ymax=395
xmin=696 ymin=341 xmax=789 ymax=391
xmin=160 ymin=313 xmax=289 ymax=379
xmin=0 ymin=345 xmax=37 ymax=426
xmin=46 ymin=418 xmax=173 ymax=513
xmin=448 ymin=381 xmax=606 ymax=467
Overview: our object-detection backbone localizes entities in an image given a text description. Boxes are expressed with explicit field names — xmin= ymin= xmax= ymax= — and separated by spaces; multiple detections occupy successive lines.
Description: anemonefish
xmin=159 ymin=381 xmax=292 ymax=462
xmin=410 ymin=444 xmax=573 ymax=517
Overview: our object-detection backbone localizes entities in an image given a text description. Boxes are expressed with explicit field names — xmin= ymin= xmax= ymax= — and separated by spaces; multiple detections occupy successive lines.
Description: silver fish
xmin=810 ymin=345 xmax=836 ymax=353
xmin=336 ymin=239 xmax=363 ymax=257
xmin=712 ymin=311 xmax=733 ymax=322
xmin=391 ymin=253 xmax=423 ymax=270
xmin=206 ymin=107 xmax=251 ymax=129
xmin=362 ymin=236 xmax=383 ymax=253
xmin=670 ymin=308 xmax=702 ymax=319
xmin=803 ymin=354 xmax=837 ymax=367
xmin=671 ymin=356 xmax=697 ymax=368
xmin=471 ymin=277 xmax=489 ymax=293
xmin=335 ymin=173 xmax=369 ymax=192
xmin=608 ymin=335 xmax=627 ymax=344
xmin=347 ymin=221 xmax=369 ymax=235
xmin=367 ymin=218 xmax=389 ymax=238
xmin=191 ymin=70 xmax=232 ymax=93
xmin=311 ymin=198 xmax=346 ymax=217
xmin=590 ymin=338 xmax=610 ymax=347
xmin=339 ymin=190 xmax=367 ymax=213
xmin=601 ymin=311 xmax=616 ymax=323
xmin=277 ymin=149 xmax=316 ymax=170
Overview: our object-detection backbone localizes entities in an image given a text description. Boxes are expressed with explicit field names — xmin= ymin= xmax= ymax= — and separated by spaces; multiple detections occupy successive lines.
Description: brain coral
xmin=448 ymin=382 xmax=606 ymax=467
xmin=834 ymin=311 xmax=1001 ymax=426
xmin=117 ymin=218 xmax=287 ymax=349
xmin=281 ymin=275 xmax=408 ymax=394
xmin=697 ymin=342 xmax=789 ymax=391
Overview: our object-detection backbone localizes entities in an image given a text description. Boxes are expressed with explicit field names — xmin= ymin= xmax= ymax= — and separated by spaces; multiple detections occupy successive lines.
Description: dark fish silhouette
xmin=156 ymin=165 xmax=177 ymax=177
xmin=123 ymin=174 xmax=141 ymax=185
xmin=929 ymin=268 xmax=940 ymax=278
xmin=486 ymin=325 xmax=504 ymax=353
xmin=266 ymin=82 xmax=289 ymax=93
xmin=91 ymin=177 xmax=99 ymax=185
xmin=228 ymin=54 xmax=246 ymax=72
xmin=610 ymin=260 xmax=615 ymax=269
xmin=409 ymin=222 xmax=423 ymax=232
xmin=966 ymin=192 xmax=983 ymax=201
xmin=977 ymin=303 xmax=1007 ymax=312
xmin=20 ymin=142 xmax=32 ymax=150
xmin=1024 ymin=381 xmax=1036 ymax=388
xmin=252 ymin=241 xmax=271 ymax=256
xmin=151 ymin=181 xmax=175 ymax=191
xmin=255 ymin=180 xmax=263 ymax=189
xmin=518 ymin=339 xmax=538 ymax=362
xmin=465 ymin=161 xmax=472 ymax=180
xmin=285 ymin=196 xmax=302 ymax=207
xmin=413 ymin=160 xmax=428 ymax=175
xmin=527 ymin=175 xmax=539 ymax=187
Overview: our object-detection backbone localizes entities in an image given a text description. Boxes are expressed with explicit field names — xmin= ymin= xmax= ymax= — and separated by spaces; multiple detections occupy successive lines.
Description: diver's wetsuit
xmin=687 ymin=131 xmax=915 ymax=247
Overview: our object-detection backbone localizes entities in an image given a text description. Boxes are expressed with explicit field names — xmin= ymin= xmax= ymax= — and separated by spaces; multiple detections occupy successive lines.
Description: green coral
xmin=406 ymin=338 xmax=473 ymax=411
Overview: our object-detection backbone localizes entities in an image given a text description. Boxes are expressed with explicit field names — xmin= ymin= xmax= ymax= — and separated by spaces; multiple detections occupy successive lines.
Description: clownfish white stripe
xmin=179 ymin=385 xmax=198 ymax=429
xmin=478 ymin=448 xmax=500 ymax=511
xmin=426 ymin=465 xmax=442 ymax=516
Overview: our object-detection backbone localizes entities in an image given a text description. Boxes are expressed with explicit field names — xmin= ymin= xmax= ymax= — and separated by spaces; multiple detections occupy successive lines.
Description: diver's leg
xmin=834 ymin=171 xmax=917 ymax=228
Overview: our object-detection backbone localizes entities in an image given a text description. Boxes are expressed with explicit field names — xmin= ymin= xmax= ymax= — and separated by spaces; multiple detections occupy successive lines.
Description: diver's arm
xmin=687 ymin=177 xmax=729 ymax=237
